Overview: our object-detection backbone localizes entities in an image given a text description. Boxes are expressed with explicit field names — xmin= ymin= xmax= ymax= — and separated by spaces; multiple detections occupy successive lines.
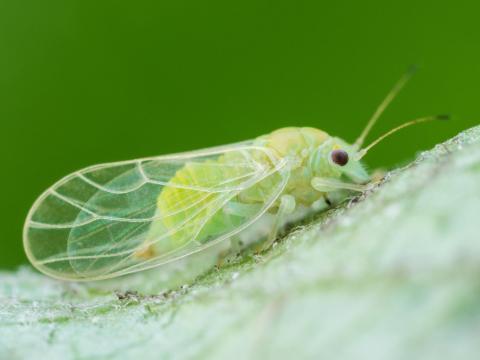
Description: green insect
xmin=23 ymin=70 xmax=446 ymax=281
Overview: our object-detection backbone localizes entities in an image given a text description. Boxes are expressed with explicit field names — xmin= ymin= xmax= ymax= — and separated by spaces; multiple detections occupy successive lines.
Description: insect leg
xmin=311 ymin=196 xmax=331 ymax=212
xmin=256 ymin=194 xmax=296 ymax=253
xmin=215 ymin=201 xmax=264 ymax=267
xmin=311 ymin=177 xmax=369 ymax=192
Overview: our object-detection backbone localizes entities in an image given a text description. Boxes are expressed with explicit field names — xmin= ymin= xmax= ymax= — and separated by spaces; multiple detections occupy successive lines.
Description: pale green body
xmin=145 ymin=127 xmax=370 ymax=256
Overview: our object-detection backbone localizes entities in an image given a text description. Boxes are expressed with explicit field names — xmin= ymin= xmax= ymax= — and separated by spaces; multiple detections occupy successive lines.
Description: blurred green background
xmin=1 ymin=0 xmax=479 ymax=269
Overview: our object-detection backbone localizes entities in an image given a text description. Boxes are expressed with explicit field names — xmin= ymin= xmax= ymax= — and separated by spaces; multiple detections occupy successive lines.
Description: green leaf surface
xmin=1 ymin=126 xmax=480 ymax=360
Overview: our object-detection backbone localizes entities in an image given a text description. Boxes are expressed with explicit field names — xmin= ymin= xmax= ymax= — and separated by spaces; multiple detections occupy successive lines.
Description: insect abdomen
xmin=140 ymin=152 xmax=252 ymax=256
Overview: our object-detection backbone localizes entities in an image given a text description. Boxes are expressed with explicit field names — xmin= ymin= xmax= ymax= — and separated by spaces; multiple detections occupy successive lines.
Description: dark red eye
xmin=331 ymin=149 xmax=349 ymax=166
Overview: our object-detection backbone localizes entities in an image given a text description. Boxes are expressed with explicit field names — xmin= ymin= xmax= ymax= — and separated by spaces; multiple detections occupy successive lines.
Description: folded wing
xmin=23 ymin=144 xmax=288 ymax=280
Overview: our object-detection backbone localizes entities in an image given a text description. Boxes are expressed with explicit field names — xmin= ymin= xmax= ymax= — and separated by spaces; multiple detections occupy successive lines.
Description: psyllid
xmin=23 ymin=69 xmax=448 ymax=281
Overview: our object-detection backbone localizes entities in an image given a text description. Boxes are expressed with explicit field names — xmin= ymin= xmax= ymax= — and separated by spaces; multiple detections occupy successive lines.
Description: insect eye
xmin=331 ymin=149 xmax=349 ymax=166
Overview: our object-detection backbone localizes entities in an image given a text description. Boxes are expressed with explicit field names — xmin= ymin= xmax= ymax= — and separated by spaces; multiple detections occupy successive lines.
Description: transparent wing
xmin=23 ymin=143 xmax=289 ymax=281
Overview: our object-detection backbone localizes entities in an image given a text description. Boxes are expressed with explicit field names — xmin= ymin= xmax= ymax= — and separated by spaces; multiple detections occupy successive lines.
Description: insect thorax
xmin=253 ymin=127 xmax=341 ymax=204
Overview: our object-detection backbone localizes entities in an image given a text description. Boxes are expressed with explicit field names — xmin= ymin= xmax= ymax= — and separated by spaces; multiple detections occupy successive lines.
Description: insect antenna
xmin=354 ymin=65 xmax=417 ymax=149
xmin=354 ymin=114 xmax=450 ymax=160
